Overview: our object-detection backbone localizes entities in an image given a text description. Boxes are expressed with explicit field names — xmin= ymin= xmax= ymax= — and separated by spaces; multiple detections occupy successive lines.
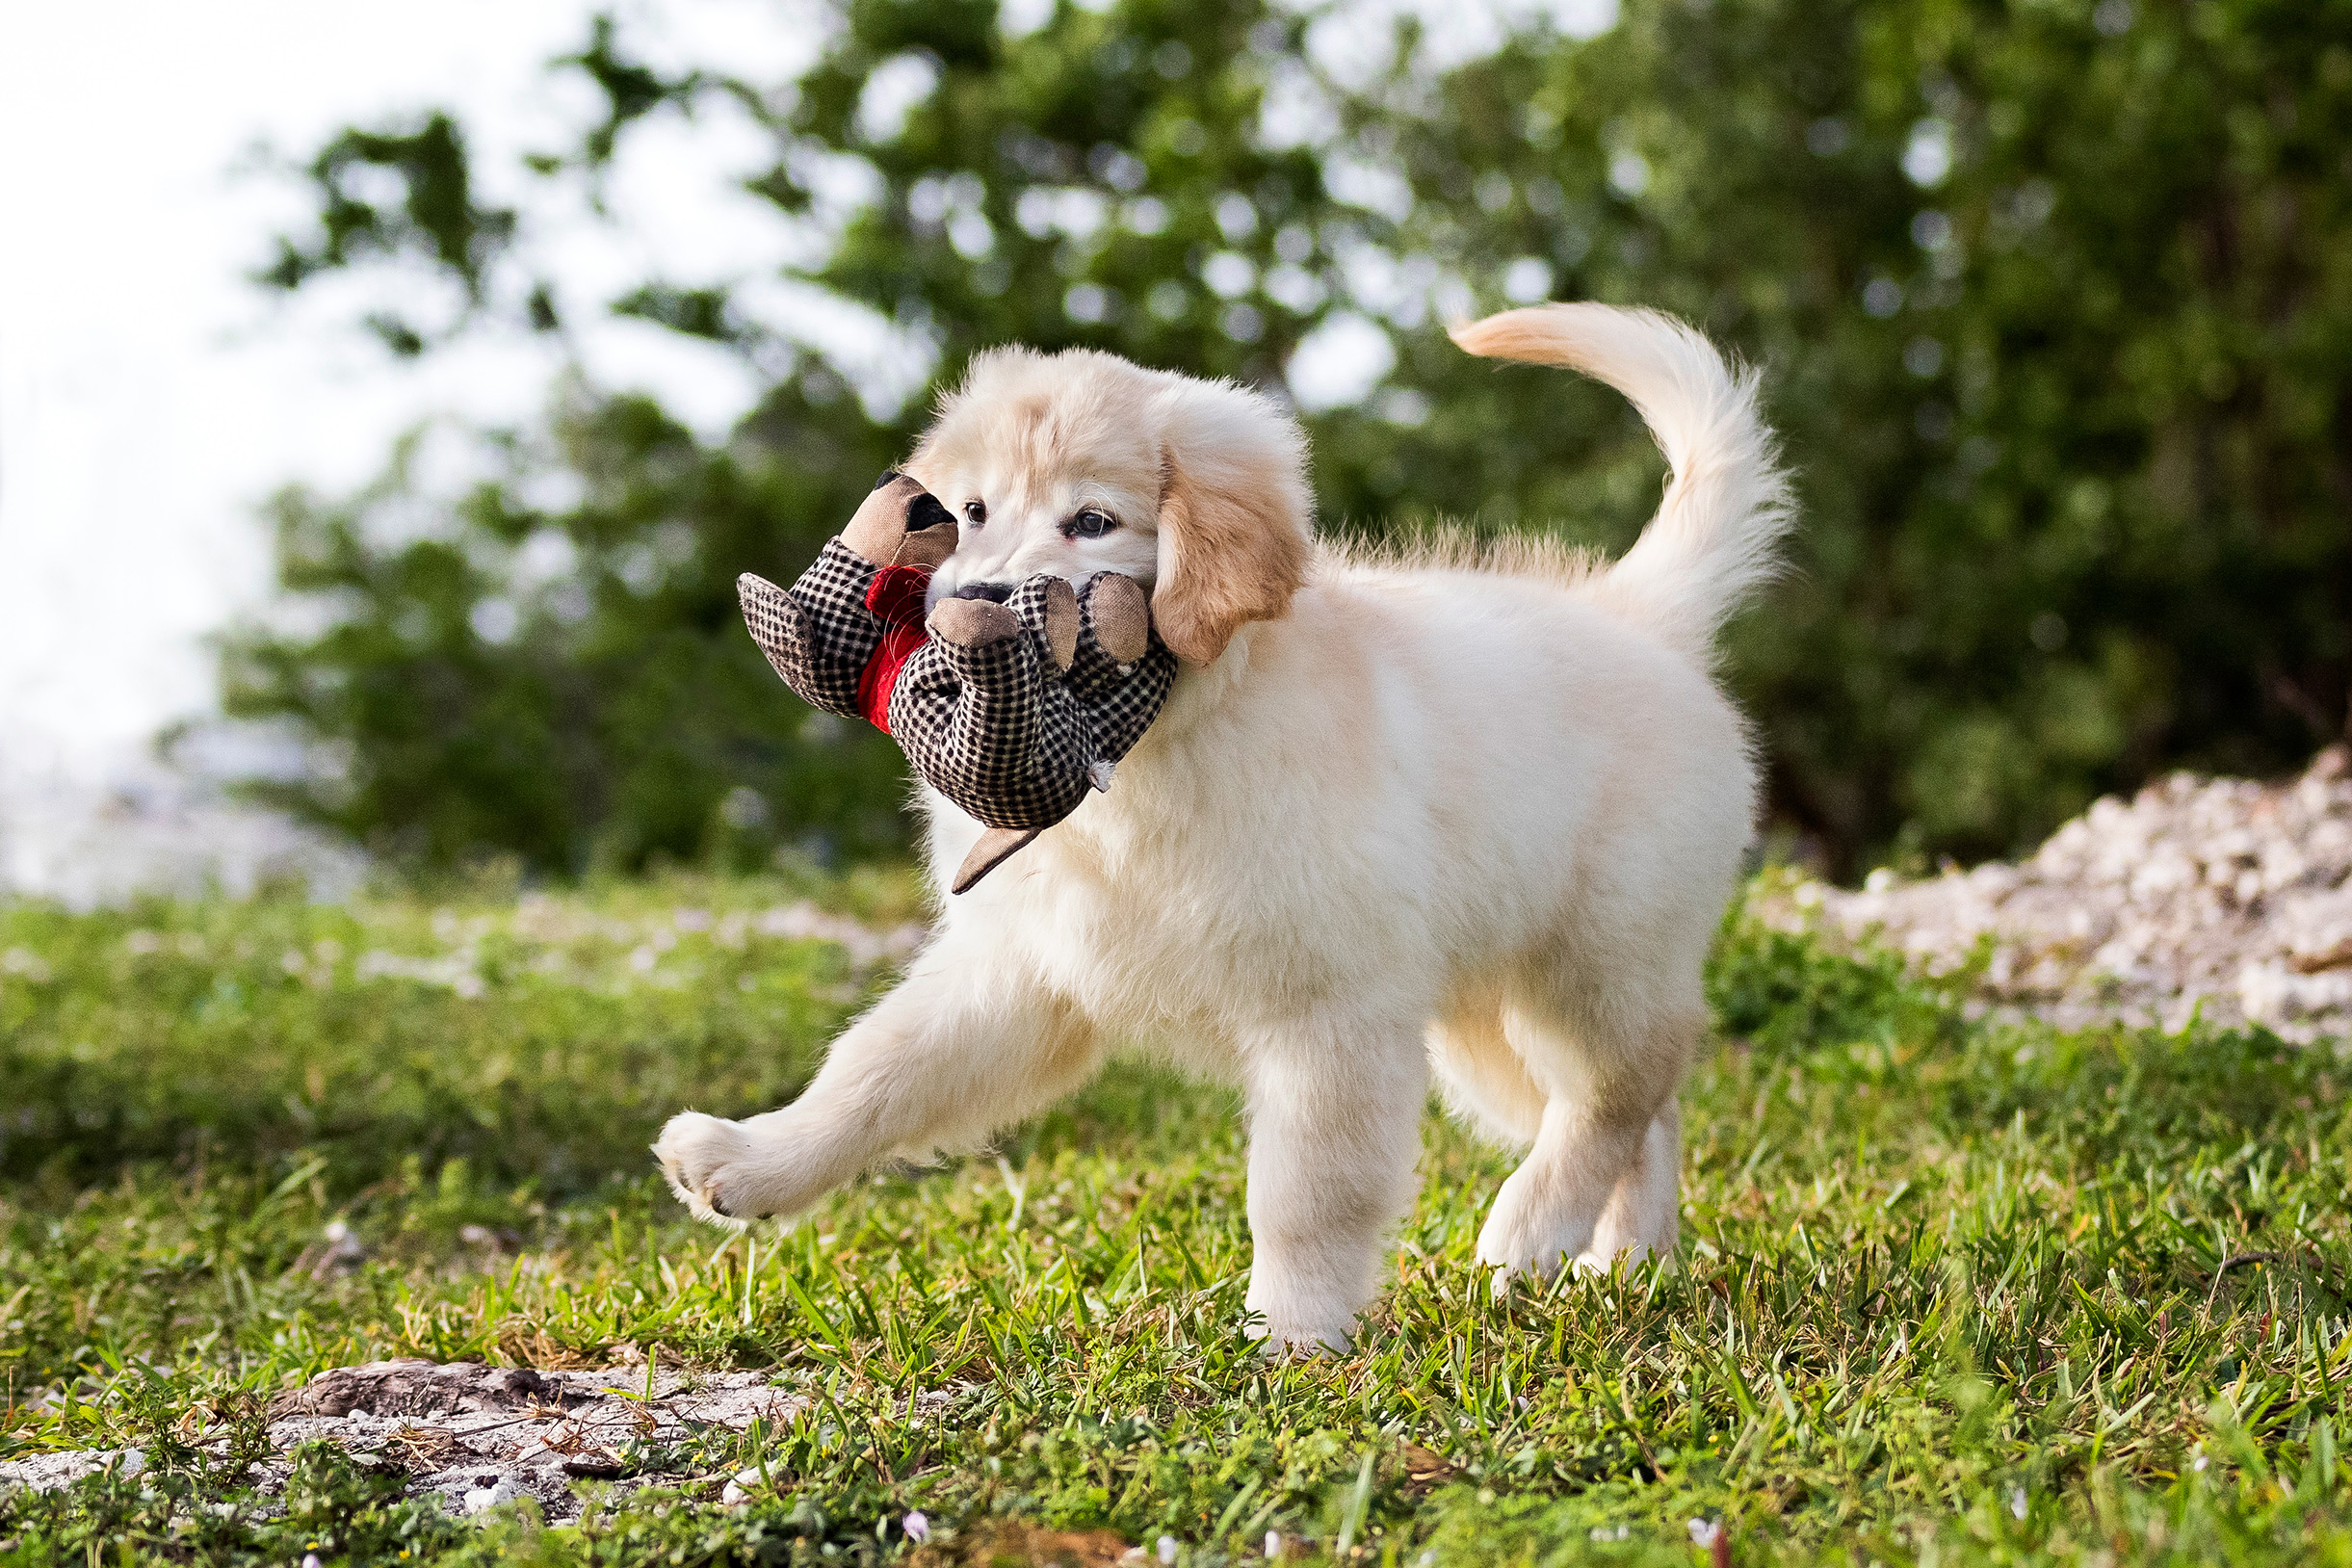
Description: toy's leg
xmin=1004 ymin=576 xmax=1080 ymax=672
xmin=1065 ymin=575 xmax=1178 ymax=773
xmin=1064 ymin=574 xmax=1153 ymax=697
xmin=887 ymin=627 xmax=1050 ymax=891
xmin=895 ymin=583 xmax=1090 ymax=830
xmin=654 ymin=929 xmax=1100 ymax=1223
xmin=739 ymin=573 xmax=829 ymax=700
xmin=905 ymin=599 xmax=1041 ymax=804
xmin=743 ymin=475 xmax=957 ymax=719
xmin=1239 ymin=1008 xmax=1428 ymax=1352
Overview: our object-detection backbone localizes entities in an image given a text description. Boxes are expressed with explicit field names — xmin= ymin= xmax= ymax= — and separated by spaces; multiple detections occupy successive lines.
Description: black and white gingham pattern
xmin=892 ymin=618 xmax=1084 ymax=829
xmin=738 ymin=538 xmax=884 ymax=718
xmin=890 ymin=572 xmax=1178 ymax=831
xmin=1069 ymin=573 xmax=1177 ymax=767
xmin=745 ymin=535 xmax=1178 ymax=832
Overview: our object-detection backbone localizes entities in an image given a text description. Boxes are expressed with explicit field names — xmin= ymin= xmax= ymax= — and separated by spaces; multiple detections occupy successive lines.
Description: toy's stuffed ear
xmin=1151 ymin=383 xmax=1313 ymax=666
xmin=843 ymin=470 xmax=959 ymax=570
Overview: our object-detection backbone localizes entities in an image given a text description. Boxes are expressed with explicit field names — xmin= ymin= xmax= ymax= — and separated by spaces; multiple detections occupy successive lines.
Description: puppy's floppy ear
xmin=1151 ymin=382 xmax=1314 ymax=666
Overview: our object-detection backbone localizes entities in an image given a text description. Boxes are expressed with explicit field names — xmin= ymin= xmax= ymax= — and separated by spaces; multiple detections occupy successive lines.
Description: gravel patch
xmin=0 ymin=1448 xmax=149 ymax=1495
xmin=1767 ymin=746 xmax=2352 ymax=1044
xmin=1 ymin=1359 xmax=813 ymax=1523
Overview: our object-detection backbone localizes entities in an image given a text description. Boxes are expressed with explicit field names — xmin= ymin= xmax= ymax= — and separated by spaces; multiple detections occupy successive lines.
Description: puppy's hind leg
xmin=1425 ymin=984 xmax=1546 ymax=1149
xmin=1473 ymin=999 xmax=1694 ymax=1286
xmin=1581 ymin=1097 xmax=1681 ymax=1271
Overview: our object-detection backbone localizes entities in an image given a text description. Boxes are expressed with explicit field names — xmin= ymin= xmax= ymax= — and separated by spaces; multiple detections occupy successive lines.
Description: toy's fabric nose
xmin=954 ymin=582 xmax=1014 ymax=603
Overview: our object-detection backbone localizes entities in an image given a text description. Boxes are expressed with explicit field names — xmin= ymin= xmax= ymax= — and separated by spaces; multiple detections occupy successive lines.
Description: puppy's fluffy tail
xmin=1449 ymin=303 xmax=1792 ymax=663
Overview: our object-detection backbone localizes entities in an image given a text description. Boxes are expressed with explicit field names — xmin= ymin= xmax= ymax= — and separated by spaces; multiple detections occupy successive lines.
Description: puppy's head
xmin=904 ymin=347 xmax=1312 ymax=666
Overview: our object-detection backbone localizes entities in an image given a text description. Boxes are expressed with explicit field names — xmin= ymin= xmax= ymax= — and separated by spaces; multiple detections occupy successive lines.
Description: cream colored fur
xmin=656 ymin=302 xmax=1792 ymax=1351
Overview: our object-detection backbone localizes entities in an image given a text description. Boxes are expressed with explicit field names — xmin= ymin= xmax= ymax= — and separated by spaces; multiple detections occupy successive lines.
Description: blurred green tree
xmin=223 ymin=0 xmax=2352 ymax=876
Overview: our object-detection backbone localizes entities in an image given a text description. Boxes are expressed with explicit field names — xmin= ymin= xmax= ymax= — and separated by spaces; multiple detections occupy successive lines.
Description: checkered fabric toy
xmin=739 ymin=472 xmax=1178 ymax=893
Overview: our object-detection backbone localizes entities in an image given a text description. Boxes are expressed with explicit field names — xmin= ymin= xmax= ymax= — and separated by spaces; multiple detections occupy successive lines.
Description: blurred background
xmin=5 ymin=0 xmax=2348 ymax=901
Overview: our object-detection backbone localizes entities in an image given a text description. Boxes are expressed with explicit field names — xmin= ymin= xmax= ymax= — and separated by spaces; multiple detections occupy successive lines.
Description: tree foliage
xmin=223 ymin=0 xmax=2352 ymax=876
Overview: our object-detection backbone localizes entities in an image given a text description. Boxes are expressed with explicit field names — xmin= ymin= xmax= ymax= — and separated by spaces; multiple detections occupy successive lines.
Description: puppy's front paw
xmin=652 ymin=1111 xmax=761 ymax=1227
xmin=1243 ymin=1283 xmax=1359 ymax=1357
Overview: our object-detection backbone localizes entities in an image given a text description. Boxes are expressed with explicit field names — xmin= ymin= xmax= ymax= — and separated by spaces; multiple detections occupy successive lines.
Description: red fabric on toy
xmin=856 ymin=564 xmax=933 ymax=734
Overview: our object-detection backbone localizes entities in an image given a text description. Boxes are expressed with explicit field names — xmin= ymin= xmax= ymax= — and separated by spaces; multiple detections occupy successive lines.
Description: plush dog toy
xmin=739 ymin=472 xmax=1177 ymax=892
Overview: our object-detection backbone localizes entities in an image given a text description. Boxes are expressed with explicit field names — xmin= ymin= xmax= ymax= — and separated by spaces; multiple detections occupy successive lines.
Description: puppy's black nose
xmin=954 ymin=582 xmax=1014 ymax=603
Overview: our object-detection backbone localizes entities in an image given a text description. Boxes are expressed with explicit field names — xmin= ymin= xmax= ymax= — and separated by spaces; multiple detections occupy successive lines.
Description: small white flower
xmin=1265 ymin=1530 xmax=1281 ymax=1558
xmin=2193 ymin=1452 xmax=2209 ymax=1473
xmin=2010 ymin=1486 xmax=2027 ymax=1521
xmin=1159 ymin=1535 xmax=1179 ymax=1563
xmin=303 ymin=1556 xmax=321 ymax=1568
xmin=904 ymin=1511 xmax=930 ymax=1543
xmin=1688 ymin=1518 xmax=1721 ymax=1548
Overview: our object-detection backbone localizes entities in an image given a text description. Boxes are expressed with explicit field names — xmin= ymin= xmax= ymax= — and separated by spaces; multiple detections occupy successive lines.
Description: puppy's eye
xmin=1065 ymin=509 xmax=1118 ymax=539
xmin=963 ymin=500 xmax=986 ymax=525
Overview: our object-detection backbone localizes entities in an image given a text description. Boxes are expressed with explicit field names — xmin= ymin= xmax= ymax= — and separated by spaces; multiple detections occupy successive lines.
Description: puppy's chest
xmin=1003 ymin=842 xmax=1359 ymax=1046
xmin=1009 ymin=863 xmax=1230 ymax=1023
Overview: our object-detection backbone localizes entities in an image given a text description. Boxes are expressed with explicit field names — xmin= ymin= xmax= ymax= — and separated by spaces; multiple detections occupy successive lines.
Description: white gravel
xmin=0 ymin=1359 xmax=814 ymax=1523
xmin=1766 ymin=745 xmax=2352 ymax=1044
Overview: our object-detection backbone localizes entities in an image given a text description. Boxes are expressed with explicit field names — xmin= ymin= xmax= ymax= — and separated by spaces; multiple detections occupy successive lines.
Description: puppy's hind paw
xmin=652 ymin=1111 xmax=759 ymax=1228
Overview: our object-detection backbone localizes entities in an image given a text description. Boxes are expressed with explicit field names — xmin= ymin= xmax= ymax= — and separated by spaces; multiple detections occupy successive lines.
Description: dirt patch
xmin=913 ymin=1520 xmax=1137 ymax=1567
xmin=2 ymin=1359 xmax=805 ymax=1524
xmin=1767 ymin=746 xmax=2352 ymax=1044
xmin=267 ymin=1359 xmax=580 ymax=1421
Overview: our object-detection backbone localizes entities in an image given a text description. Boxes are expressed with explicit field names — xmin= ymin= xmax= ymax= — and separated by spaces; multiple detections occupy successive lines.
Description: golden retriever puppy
xmin=657 ymin=302 xmax=1792 ymax=1351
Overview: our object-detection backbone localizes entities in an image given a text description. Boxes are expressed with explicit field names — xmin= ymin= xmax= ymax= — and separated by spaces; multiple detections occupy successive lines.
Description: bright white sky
xmin=0 ymin=0 xmax=1609 ymax=792
xmin=0 ymin=0 xmax=823 ymax=782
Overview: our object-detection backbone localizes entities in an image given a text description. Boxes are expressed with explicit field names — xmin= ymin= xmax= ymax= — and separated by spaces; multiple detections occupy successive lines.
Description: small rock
xmin=462 ymin=1474 xmax=525 ymax=1514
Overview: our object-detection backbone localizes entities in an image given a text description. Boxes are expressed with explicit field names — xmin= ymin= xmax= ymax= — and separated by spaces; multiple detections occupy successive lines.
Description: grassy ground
xmin=3 ymin=872 xmax=2350 ymax=1565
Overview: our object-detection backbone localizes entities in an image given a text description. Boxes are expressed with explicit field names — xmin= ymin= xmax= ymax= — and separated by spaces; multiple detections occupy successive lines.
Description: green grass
xmin=4 ymin=872 xmax=2351 ymax=1565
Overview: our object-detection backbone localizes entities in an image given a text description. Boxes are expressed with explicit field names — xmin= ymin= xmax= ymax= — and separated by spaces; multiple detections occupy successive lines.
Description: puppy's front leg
xmin=1241 ymin=1021 xmax=1427 ymax=1352
xmin=655 ymin=938 xmax=1096 ymax=1223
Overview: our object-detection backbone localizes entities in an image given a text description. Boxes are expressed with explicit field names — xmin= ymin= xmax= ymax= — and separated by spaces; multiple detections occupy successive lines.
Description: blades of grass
xmin=783 ymin=1270 xmax=850 ymax=1357
xmin=1335 ymin=1448 xmax=1376 ymax=1556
